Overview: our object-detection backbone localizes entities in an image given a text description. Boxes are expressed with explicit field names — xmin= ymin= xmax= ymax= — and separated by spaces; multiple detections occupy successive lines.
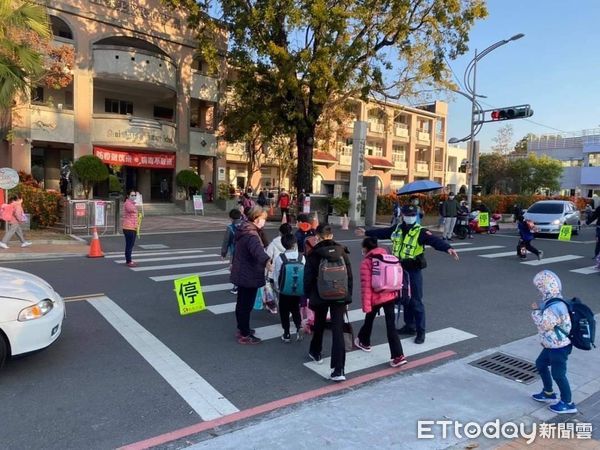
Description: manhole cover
xmin=469 ymin=352 xmax=538 ymax=384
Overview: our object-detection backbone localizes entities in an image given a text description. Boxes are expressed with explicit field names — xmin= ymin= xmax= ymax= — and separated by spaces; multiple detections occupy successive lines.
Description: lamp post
xmin=449 ymin=33 xmax=524 ymax=210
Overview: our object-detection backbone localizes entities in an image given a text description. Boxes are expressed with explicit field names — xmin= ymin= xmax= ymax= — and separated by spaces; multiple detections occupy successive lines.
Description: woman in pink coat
xmin=122 ymin=191 xmax=139 ymax=267
xmin=354 ymin=237 xmax=407 ymax=368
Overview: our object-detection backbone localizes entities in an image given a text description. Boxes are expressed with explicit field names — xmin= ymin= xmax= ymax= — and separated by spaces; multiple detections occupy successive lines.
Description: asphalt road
xmin=1 ymin=225 xmax=599 ymax=449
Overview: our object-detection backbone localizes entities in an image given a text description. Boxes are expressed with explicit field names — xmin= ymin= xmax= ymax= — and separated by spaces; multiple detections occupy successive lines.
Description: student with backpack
xmin=274 ymin=233 xmax=305 ymax=342
xmin=530 ymin=270 xmax=577 ymax=414
xmin=304 ymin=224 xmax=353 ymax=381
xmin=221 ymin=209 xmax=243 ymax=295
xmin=354 ymin=237 xmax=407 ymax=367
xmin=0 ymin=195 xmax=32 ymax=249
xmin=266 ymin=223 xmax=293 ymax=283
xmin=517 ymin=215 xmax=543 ymax=261
xmin=295 ymin=213 xmax=316 ymax=254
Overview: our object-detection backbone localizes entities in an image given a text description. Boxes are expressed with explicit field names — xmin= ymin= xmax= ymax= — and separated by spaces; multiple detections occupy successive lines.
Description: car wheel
xmin=0 ymin=333 xmax=8 ymax=368
xmin=573 ymin=221 xmax=580 ymax=235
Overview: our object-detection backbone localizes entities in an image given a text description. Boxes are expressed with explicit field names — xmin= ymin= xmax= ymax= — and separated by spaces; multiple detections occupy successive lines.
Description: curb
xmin=0 ymin=252 xmax=86 ymax=261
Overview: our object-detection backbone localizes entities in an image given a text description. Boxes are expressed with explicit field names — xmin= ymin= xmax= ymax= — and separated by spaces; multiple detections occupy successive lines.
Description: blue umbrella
xmin=396 ymin=180 xmax=443 ymax=195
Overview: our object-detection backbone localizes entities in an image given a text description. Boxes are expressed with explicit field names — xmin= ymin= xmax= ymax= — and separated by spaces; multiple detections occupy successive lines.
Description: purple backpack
xmin=370 ymin=253 xmax=403 ymax=293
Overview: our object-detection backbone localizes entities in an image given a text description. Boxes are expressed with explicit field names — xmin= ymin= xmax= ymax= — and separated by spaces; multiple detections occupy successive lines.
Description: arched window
xmin=50 ymin=16 xmax=73 ymax=40
xmin=95 ymin=36 xmax=168 ymax=57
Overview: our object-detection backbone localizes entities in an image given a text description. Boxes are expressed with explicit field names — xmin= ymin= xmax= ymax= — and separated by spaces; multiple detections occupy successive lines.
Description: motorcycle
xmin=469 ymin=211 xmax=501 ymax=234
xmin=454 ymin=215 xmax=470 ymax=240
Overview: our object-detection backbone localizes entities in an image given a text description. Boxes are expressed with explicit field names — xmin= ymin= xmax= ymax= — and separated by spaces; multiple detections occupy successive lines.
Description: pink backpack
xmin=0 ymin=203 xmax=12 ymax=222
xmin=370 ymin=253 xmax=403 ymax=293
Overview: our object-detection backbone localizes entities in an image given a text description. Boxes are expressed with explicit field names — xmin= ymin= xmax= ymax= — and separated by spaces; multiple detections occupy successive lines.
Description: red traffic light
xmin=491 ymin=110 xmax=500 ymax=120
xmin=490 ymin=106 xmax=531 ymax=121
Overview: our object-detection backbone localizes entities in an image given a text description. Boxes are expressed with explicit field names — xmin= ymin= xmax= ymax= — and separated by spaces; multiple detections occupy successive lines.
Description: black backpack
xmin=544 ymin=297 xmax=596 ymax=351
xmin=317 ymin=250 xmax=349 ymax=301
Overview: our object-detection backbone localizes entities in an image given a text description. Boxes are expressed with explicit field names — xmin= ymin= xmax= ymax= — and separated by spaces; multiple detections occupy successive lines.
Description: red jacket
xmin=360 ymin=247 xmax=397 ymax=313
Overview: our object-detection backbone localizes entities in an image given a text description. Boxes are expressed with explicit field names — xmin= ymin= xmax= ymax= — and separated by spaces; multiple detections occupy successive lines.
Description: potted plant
xmin=175 ymin=169 xmax=203 ymax=212
xmin=71 ymin=155 xmax=109 ymax=198
xmin=328 ymin=197 xmax=350 ymax=226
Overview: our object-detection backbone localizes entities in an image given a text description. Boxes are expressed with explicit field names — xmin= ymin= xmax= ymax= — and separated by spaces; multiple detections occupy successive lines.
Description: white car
xmin=0 ymin=267 xmax=65 ymax=367
xmin=523 ymin=200 xmax=581 ymax=235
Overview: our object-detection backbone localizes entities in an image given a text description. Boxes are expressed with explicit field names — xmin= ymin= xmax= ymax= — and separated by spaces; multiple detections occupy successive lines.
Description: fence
xmin=65 ymin=200 xmax=119 ymax=235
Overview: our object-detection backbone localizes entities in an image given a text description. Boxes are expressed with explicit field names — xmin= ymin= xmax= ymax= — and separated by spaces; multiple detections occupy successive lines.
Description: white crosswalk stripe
xmin=131 ymin=260 xmax=229 ymax=272
xmin=570 ymin=266 xmax=600 ymax=275
xmin=454 ymin=245 xmax=504 ymax=253
xmin=150 ymin=268 xmax=230 ymax=282
xmin=479 ymin=251 xmax=519 ymax=258
xmin=114 ymin=253 xmax=218 ymax=264
xmin=521 ymin=255 xmax=584 ymax=266
xmin=105 ymin=249 xmax=207 ymax=258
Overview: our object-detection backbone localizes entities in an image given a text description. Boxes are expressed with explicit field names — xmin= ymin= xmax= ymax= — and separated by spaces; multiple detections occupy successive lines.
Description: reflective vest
xmin=391 ymin=224 xmax=424 ymax=260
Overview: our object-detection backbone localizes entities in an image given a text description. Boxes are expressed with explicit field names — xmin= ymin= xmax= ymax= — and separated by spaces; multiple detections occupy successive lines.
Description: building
xmin=444 ymin=144 xmax=468 ymax=194
xmin=1 ymin=0 xmax=225 ymax=201
xmin=529 ymin=130 xmax=600 ymax=197
xmin=225 ymin=99 xmax=449 ymax=196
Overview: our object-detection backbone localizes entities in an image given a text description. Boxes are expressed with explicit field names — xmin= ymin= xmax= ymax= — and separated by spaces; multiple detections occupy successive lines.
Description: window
xmin=392 ymin=144 xmax=406 ymax=162
xmin=365 ymin=142 xmax=383 ymax=157
xmin=153 ymin=106 xmax=174 ymax=120
xmin=448 ymin=156 xmax=457 ymax=172
xmin=527 ymin=203 xmax=564 ymax=214
xmin=336 ymin=141 xmax=352 ymax=156
xmin=105 ymin=98 xmax=133 ymax=115
xmin=588 ymin=154 xmax=600 ymax=167
xmin=31 ymin=86 xmax=44 ymax=103
xmin=65 ymin=91 xmax=73 ymax=108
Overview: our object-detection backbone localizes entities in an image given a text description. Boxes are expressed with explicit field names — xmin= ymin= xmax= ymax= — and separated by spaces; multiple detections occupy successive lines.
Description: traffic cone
xmin=341 ymin=214 xmax=349 ymax=230
xmin=311 ymin=213 xmax=319 ymax=230
xmin=268 ymin=204 xmax=275 ymax=216
xmin=281 ymin=212 xmax=287 ymax=224
xmin=87 ymin=227 xmax=104 ymax=258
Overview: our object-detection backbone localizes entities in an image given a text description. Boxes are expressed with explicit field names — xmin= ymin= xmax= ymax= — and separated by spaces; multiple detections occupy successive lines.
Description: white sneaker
xmin=21 ymin=241 xmax=32 ymax=248
xmin=0 ymin=242 xmax=8 ymax=249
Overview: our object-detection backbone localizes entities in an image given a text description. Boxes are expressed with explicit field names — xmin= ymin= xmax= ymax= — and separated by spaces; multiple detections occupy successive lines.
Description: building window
xmin=336 ymin=141 xmax=352 ymax=156
xmin=588 ymin=154 xmax=600 ymax=167
xmin=336 ymin=171 xmax=350 ymax=182
xmin=65 ymin=91 xmax=73 ymax=108
xmin=365 ymin=142 xmax=383 ymax=157
xmin=417 ymin=119 xmax=430 ymax=133
xmin=31 ymin=86 xmax=44 ymax=103
xmin=448 ymin=156 xmax=457 ymax=172
xmin=105 ymin=98 xmax=133 ymax=115
xmin=392 ymin=144 xmax=406 ymax=162
xmin=153 ymin=106 xmax=174 ymax=120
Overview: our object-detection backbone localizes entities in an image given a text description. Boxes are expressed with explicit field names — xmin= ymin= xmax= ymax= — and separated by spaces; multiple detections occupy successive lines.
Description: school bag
xmin=0 ymin=203 xmax=9 ymax=222
xmin=516 ymin=240 xmax=527 ymax=258
xmin=227 ymin=223 xmax=239 ymax=256
xmin=370 ymin=253 xmax=403 ymax=293
xmin=317 ymin=250 xmax=349 ymax=301
xmin=304 ymin=236 xmax=318 ymax=255
xmin=278 ymin=254 xmax=305 ymax=296
xmin=544 ymin=297 xmax=596 ymax=351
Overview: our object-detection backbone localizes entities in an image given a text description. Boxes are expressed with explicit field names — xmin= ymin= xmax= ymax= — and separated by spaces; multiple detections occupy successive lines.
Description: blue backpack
xmin=227 ymin=223 xmax=239 ymax=257
xmin=278 ymin=254 xmax=305 ymax=296
xmin=544 ymin=297 xmax=596 ymax=351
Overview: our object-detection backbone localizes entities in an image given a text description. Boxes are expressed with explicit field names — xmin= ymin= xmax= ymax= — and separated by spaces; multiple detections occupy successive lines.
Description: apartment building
xmin=1 ymin=0 xmax=224 ymax=201
xmin=529 ymin=130 xmax=600 ymax=196
xmin=445 ymin=144 xmax=468 ymax=194
xmin=225 ymin=100 xmax=449 ymax=195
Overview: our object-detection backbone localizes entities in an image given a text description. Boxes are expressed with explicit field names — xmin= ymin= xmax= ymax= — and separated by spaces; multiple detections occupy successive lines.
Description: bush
xmin=108 ymin=175 xmax=122 ymax=193
xmin=176 ymin=170 xmax=203 ymax=200
xmin=9 ymin=184 xmax=62 ymax=228
xmin=72 ymin=155 xmax=109 ymax=198
xmin=330 ymin=197 xmax=350 ymax=215
xmin=217 ymin=182 xmax=230 ymax=200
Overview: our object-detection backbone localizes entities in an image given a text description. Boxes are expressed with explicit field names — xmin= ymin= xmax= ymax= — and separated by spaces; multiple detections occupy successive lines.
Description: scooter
xmin=454 ymin=215 xmax=470 ymax=239
xmin=469 ymin=211 xmax=501 ymax=234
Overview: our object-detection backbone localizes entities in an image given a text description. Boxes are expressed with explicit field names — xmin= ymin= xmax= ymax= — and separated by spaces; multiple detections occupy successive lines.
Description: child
xmin=274 ymin=233 xmax=304 ymax=342
xmin=221 ymin=208 xmax=243 ymax=295
xmin=354 ymin=237 xmax=407 ymax=368
xmin=517 ymin=215 xmax=543 ymax=260
xmin=266 ymin=223 xmax=293 ymax=283
xmin=530 ymin=270 xmax=576 ymax=414
xmin=295 ymin=213 xmax=315 ymax=254
xmin=0 ymin=195 xmax=31 ymax=249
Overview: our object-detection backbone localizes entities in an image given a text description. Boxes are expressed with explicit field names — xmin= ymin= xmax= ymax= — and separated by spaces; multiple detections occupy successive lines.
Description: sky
xmin=445 ymin=0 xmax=600 ymax=153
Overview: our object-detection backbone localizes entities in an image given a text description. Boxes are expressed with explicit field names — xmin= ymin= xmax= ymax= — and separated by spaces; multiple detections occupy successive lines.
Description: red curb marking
xmin=119 ymin=350 xmax=456 ymax=450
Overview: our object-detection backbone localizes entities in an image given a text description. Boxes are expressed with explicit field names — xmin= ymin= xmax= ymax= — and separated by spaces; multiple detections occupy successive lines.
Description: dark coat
xmin=304 ymin=239 xmax=353 ymax=309
xmin=230 ymin=221 xmax=270 ymax=288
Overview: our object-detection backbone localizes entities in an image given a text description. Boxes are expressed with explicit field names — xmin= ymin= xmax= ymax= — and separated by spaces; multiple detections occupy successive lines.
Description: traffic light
xmin=490 ymin=105 xmax=533 ymax=121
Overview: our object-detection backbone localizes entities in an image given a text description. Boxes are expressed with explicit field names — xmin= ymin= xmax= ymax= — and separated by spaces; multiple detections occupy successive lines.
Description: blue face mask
xmin=403 ymin=216 xmax=417 ymax=225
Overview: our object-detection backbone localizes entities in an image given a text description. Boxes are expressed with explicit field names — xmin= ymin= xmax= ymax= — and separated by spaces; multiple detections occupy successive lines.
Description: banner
xmin=94 ymin=201 xmax=105 ymax=227
xmin=94 ymin=147 xmax=175 ymax=169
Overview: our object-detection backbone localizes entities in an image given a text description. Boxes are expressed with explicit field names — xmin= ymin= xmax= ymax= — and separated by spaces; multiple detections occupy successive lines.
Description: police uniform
xmin=365 ymin=205 xmax=451 ymax=343
xmin=586 ymin=206 xmax=600 ymax=258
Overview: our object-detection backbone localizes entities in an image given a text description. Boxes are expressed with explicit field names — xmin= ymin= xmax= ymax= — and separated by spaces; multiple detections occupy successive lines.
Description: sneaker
xmin=414 ymin=333 xmax=425 ymax=344
xmin=281 ymin=332 xmax=291 ymax=343
xmin=230 ymin=288 xmax=238 ymax=295
xmin=468 ymin=235 xmax=474 ymax=239
xmin=265 ymin=301 xmax=278 ymax=314
xmin=532 ymin=391 xmax=558 ymax=403
xmin=537 ymin=251 xmax=544 ymax=261
xmin=126 ymin=262 xmax=138 ymax=267
xmin=236 ymin=328 xmax=255 ymax=338
xmin=308 ymin=352 xmax=323 ymax=365
xmin=397 ymin=326 xmax=416 ymax=336
xmin=390 ymin=355 xmax=408 ymax=367
xmin=330 ymin=370 xmax=346 ymax=382
xmin=296 ymin=328 xmax=304 ymax=342
xmin=21 ymin=241 xmax=32 ymax=248
xmin=354 ymin=337 xmax=371 ymax=352
xmin=548 ymin=400 xmax=577 ymax=414
xmin=238 ymin=335 xmax=262 ymax=345
xmin=0 ymin=242 xmax=8 ymax=249
xmin=448 ymin=238 xmax=453 ymax=241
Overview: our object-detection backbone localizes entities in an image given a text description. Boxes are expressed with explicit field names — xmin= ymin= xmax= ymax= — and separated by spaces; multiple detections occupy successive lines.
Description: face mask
xmin=255 ymin=218 xmax=266 ymax=228
xmin=449 ymin=196 xmax=455 ymax=200
xmin=129 ymin=195 xmax=136 ymax=200
xmin=403 ymin=216 xmax=417 ymax=225
xmin=412 ymin=200 xmax=419 ymax=206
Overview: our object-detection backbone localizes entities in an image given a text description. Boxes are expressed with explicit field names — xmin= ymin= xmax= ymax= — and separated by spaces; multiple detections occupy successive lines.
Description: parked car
xmin=0 ymin=267 xmax=65 ymax=368
xmin=523 ymin=200 xmax=581 ymax=235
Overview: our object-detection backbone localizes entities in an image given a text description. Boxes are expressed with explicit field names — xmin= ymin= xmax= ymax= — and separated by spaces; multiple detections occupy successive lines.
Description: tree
xmin=491 ymin=124 xmax=514 ymax=155
xmin=478 ymin=153 xmax=508 ymax=194
xmin=176 ymin=169 xmax=203 ymax=200
xmin=506 ymin=154 xmax=562 ymax=195
xmin=513 ymin=133 xmax=536 ymax=154
xmin=0 ymin=0 xmax=50 ymax=109
xmin=169 ymin=0 xmax=487 ymax=192
xmin=72 ymin=155 xmax=109 ymax=198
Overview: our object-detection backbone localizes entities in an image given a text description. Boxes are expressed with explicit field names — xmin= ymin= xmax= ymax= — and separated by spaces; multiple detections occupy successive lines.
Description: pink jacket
xmin=360 ymin=247 xmax=398 ymax=313
xmin=122 ymin=199 xmax=138 ymax=230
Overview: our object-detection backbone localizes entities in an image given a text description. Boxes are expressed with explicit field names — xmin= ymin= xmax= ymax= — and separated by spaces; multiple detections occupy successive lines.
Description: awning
xmin=313 ymin=151 xmax=338 ymax=166
xmin=93 ymin=146 xmax=175 ymax=169
xmin=365 ymin=157 xmax=395 ymax=170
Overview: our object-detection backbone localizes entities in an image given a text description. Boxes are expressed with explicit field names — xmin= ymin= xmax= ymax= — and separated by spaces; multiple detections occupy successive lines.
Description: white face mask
xmin=449 ymin=196 xmax=455 ymax=200
xmin=403 ymin=216 xmax=417 ymax=225
xmin=255 ymin=218 xmax=266 ymax=229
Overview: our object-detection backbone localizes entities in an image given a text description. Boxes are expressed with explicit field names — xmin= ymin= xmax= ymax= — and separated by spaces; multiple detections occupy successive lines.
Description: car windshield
xmin=527 ymin=203 xmax=564 ymax=214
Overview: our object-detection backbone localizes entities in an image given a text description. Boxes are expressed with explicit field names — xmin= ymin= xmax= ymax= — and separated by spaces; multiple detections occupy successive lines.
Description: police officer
xmin=586 ymin=203 xmax=600 ymax=260
xmin=356 ymin=205 xmax=459 ymax=344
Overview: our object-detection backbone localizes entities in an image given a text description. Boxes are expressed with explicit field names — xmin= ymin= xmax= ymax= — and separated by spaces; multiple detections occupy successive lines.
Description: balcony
xmin=434 ymin=161 xmax=444 ymax=172
xmin=417 ymin=131 xmax=431 ymax=142
xmin=394 ymin=125 xmax=409 ymax=138
xmin=368 ymin=122 xmax=385 ymax=133
xmin=93 ymin=46 xmax=177 ymax=91
xmin=436 ymin=132 xmax=445 ymax=142
xmin=190 ymin=129 xmax=217 ymax=157
xmin=226 ymin=143 xmax=248 ymax=162
xmin=191 ymin=72 xmax=219 ymax=102
xmin=338 ymin=154 xmax=352 ymax=166
xmin=29 ymin=105 xmax=75 ymax=143
xmin=92 ymin=114 xmax=177 ymax=151
xmin=393 ymin=161 xmax=407 ymax=171
xmin=415 ymin=161 xmax=429 ymax=173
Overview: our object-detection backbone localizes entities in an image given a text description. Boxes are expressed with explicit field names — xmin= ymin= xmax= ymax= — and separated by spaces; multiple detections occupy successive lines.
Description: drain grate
xmin=469 ymin=352 xmax=539 ymax=384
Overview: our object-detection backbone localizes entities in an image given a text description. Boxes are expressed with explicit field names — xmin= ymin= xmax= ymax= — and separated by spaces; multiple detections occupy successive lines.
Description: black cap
xmin=401 ymin=205 xmax=418 ymax=216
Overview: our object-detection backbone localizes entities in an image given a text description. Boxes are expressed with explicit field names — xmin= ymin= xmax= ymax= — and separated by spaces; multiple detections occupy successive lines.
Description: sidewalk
xmin=178 ymin=328 xmax=600 ymax=450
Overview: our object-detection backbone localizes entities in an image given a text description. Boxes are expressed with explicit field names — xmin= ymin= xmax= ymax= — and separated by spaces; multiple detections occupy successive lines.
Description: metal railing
xmin=65 ymin=200 xmax=119 ymax=235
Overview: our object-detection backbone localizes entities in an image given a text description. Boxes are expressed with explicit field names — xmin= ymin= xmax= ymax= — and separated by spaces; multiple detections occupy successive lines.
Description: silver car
xmin=523 ymin=200 xmax=581 ymax=235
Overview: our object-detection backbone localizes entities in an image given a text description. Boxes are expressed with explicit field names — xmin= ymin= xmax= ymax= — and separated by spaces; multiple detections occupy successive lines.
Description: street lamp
xmin=449 ymin=33 xmax=525 ymax=210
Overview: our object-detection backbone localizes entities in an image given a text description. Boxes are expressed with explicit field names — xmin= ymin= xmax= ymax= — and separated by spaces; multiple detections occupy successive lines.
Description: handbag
xmin=253 ymin=287 xmax=264 ymax=310
xmin=343 ymin=311 xmax=355 ymax=352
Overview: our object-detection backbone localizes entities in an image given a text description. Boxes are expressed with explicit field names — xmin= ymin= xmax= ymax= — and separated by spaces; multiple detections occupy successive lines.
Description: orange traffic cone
xmin=341 ymin=214 xmax=349 ymax=230
xmin=87 ymin=227 xmax=104 ymax=258
xmin=281 ymin=212 xmax=287 ymax=224
xmin=269 ymin=204 xmax=275 ymax=216
xmin=311 ymin=213 xmax=319 ymax=230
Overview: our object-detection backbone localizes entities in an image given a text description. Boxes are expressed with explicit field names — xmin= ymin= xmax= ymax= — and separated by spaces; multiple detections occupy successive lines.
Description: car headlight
xmin=551 ymin=219 xmax=562 ymax=225
xmin=18 ymin=299 xmax=54 ymax=321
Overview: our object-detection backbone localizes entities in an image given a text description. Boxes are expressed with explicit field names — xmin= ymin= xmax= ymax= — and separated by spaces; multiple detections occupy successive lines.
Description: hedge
xmin=9 ymin=184 xmax=62 ymax=229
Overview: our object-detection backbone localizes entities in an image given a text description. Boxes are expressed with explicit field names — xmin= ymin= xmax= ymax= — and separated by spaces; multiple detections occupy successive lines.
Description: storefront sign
xmin=94 ymin=147 xmax=175 ymax=169
xmin=193 ymin=195 xmax=204 ymax=215
xmin=0 ymin=168 xmax=19 ymax=189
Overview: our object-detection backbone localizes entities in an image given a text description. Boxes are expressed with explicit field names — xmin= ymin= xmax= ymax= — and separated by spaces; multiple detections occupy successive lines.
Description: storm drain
xmin=469 ymin=352 xmax=538 ymax=384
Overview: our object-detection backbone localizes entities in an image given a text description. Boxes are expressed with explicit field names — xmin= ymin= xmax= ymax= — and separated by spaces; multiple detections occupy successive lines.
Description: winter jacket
xmin=230 ymin=221 xmax=270 ymax=288
xmin=122 ymin=199 xmax=138 ymax=230
xmin=360 ymin=248 xmax=397 ymax=313
xmin=266 ymin=236 xmax=286 ymax=279
xmin=1 ymin=203 xmax=17 ymax=224
xmin=295 ymin=225 xmax=315 ymax=254
xmin=304 ymin=239 xmax=353 ymax=309
xmin=518 ymin=220 xmax=534 ymax=242
xmin=442 ymin=199 xmax=459 ymax=217
xmin=220 ymin=219 xmax=242 ymax=258
xmin=532 ymin=299 xmax=572 ymax=349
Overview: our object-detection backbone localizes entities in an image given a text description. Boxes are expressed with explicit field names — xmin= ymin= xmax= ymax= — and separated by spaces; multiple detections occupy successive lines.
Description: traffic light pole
xmin=466 ymin=49 xmax=479 ymax=212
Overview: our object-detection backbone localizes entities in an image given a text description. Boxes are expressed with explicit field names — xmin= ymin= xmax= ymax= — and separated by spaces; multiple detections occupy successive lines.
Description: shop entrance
xmin=151 ymin=169 xmax=173 ymax=201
